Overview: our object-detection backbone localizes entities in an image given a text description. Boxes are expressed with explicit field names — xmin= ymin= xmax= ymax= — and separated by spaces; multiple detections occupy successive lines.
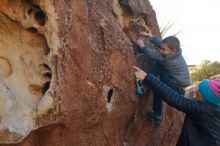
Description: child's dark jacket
xmin=142 ymin=36 xmax=191 ymax=87
xmin=143 ymin=74 xmax=220 ymax=146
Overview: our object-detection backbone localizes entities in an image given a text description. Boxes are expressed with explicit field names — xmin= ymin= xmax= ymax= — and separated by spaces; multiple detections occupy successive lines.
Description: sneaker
xmin=147 ymin=110 xmax=162 ymax=125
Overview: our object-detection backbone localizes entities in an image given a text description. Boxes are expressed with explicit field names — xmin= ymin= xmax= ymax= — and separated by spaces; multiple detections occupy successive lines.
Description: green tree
xmin=190 ymin=60 xmax=220 ymax=82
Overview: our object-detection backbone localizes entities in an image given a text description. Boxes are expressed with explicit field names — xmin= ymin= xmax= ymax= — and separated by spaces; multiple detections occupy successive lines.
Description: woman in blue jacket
xmin=134 ymin=66 xmax=220 ymax=146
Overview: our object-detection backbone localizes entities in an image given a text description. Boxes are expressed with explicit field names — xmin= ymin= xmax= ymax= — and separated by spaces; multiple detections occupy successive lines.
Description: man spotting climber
xmin=134 ymin=66 xmax=220 ymax=146
xmin=135 ymin=32 xmax=191 ymax=124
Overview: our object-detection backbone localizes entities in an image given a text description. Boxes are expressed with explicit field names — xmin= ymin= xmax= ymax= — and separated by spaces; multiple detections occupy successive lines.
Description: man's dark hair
xmin=162 ymin=36 xmax=180 ymax=50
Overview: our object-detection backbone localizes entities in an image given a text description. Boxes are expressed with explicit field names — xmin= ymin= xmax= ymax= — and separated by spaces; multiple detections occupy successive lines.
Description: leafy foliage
xmin=190 ymin=60 xmax=220 ymax=82
xmin=160 ymin=20 xmax=181 ymax=38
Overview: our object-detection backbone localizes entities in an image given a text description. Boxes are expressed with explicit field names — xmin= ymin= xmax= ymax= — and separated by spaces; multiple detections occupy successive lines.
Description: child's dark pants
xmin=150 ymin=63 xmax=185 ymax=116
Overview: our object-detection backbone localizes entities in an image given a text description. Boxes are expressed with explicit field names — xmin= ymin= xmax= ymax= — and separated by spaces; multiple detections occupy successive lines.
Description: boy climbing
xmin=135 ymin=32 xmax=191 ymax=124
xmin=134 ymin=66 xmax=220 ymax=146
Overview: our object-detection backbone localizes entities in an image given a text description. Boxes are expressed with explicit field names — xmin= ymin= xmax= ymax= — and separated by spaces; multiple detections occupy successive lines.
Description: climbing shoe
xmin=147 ymin=110 xmax=162 ymax=125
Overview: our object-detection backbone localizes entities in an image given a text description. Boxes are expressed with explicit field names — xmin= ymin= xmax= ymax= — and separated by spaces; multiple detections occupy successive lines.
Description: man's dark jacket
xmin=143 ymin=73 xmax=220 ymax=146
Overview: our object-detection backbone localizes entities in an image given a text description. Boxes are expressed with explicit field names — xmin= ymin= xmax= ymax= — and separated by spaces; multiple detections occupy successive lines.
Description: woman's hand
xmin=133 ymin=66 xmax=147 ymax=80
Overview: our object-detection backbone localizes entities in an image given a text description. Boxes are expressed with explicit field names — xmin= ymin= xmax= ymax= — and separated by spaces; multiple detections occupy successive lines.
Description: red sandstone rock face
xmin=0 ymin=0 xmax=184 ymax=146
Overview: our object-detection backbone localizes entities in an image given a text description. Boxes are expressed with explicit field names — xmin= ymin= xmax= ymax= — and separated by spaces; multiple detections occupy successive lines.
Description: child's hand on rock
xmin=136 ymin=37 xmax=145 ymax=48
xmin=140 ymin=31 xmax=152 ymax=37
xmin=133 ymin=66 xmax=147 ymax=80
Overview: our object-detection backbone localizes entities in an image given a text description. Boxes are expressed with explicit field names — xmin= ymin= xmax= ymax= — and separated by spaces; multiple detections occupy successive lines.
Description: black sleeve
xmin=143 ymin=73 xmax=206 ymax=114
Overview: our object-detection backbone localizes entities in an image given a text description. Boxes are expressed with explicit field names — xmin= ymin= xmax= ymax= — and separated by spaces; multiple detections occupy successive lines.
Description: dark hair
xmin=162 ymin=36 xmax=180 ymax=50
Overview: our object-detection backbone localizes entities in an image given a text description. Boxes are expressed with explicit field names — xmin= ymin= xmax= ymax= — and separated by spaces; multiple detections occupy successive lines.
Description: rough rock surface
xmin=0 ymin=0 xmax=184 ymax=146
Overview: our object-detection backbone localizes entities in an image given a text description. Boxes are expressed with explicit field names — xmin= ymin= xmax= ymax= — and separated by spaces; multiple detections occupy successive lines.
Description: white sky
xmin=149 ymin=0 xmax=220 ymax=65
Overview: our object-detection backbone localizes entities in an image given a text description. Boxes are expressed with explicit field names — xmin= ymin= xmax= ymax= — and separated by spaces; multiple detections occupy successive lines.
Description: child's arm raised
xmin=140 ymin=32 xmax=153 ymax=37
xmin=140 ymin=32 xmax=162 ymax=49
xmin=136 ymin=37 xmax=165 ymax=61
xmin=142 ymin=46 xmax=165 ymax=61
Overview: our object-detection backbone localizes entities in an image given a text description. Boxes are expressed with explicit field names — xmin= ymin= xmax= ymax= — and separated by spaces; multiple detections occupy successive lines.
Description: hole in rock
xmin=24 ymin=0 xmax=33 ymax=3
xmin=25 ymin=1 xmax=47 ymax=26
xmin=107 ymin=89 xmax=114 ymax=103
xmin=41 ymin=63 xmax=52 ymax=80
xmin=34 ymin=10 xmax=46 ymax=26
xmin=38 ymin=63 xmax=52 ymax=94
xmin=118 ymin=0 xmax=133 ymax=16
xmin=119 ymin=0 xmax=129 ymax=7
xmin=27 ymin=9 xmax=33 ymax=15
xmin=27 ymin=27 xmax=38 ymax=33
xmin=29 ymin=63 xmax=52 ymax=96
xmin=28 ymin=85 xmax=43 ymax=96
xmin=42 ymin=64 xmax=52 ymax=72
xmin=42 ymin=81 xmax=51 ymax=94
xmin=43 ymin=72 xmax=52 ymax=80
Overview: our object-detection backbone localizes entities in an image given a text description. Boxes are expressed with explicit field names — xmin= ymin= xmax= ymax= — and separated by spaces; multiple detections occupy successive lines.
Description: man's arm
xmin=142 ymin=46 xmax=165 ymax=61
xmin=139 ymin=32 xmax=162 ymax=48
xmin=149 ymin=36 xmax=162 ymax=49
xmin=143 ymin=73 xmax=207 ymax=114
xmin=136 ymin=36 xmax=165 ymax=61
xmin=143 ymin=35 xmax=165 ymax=61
